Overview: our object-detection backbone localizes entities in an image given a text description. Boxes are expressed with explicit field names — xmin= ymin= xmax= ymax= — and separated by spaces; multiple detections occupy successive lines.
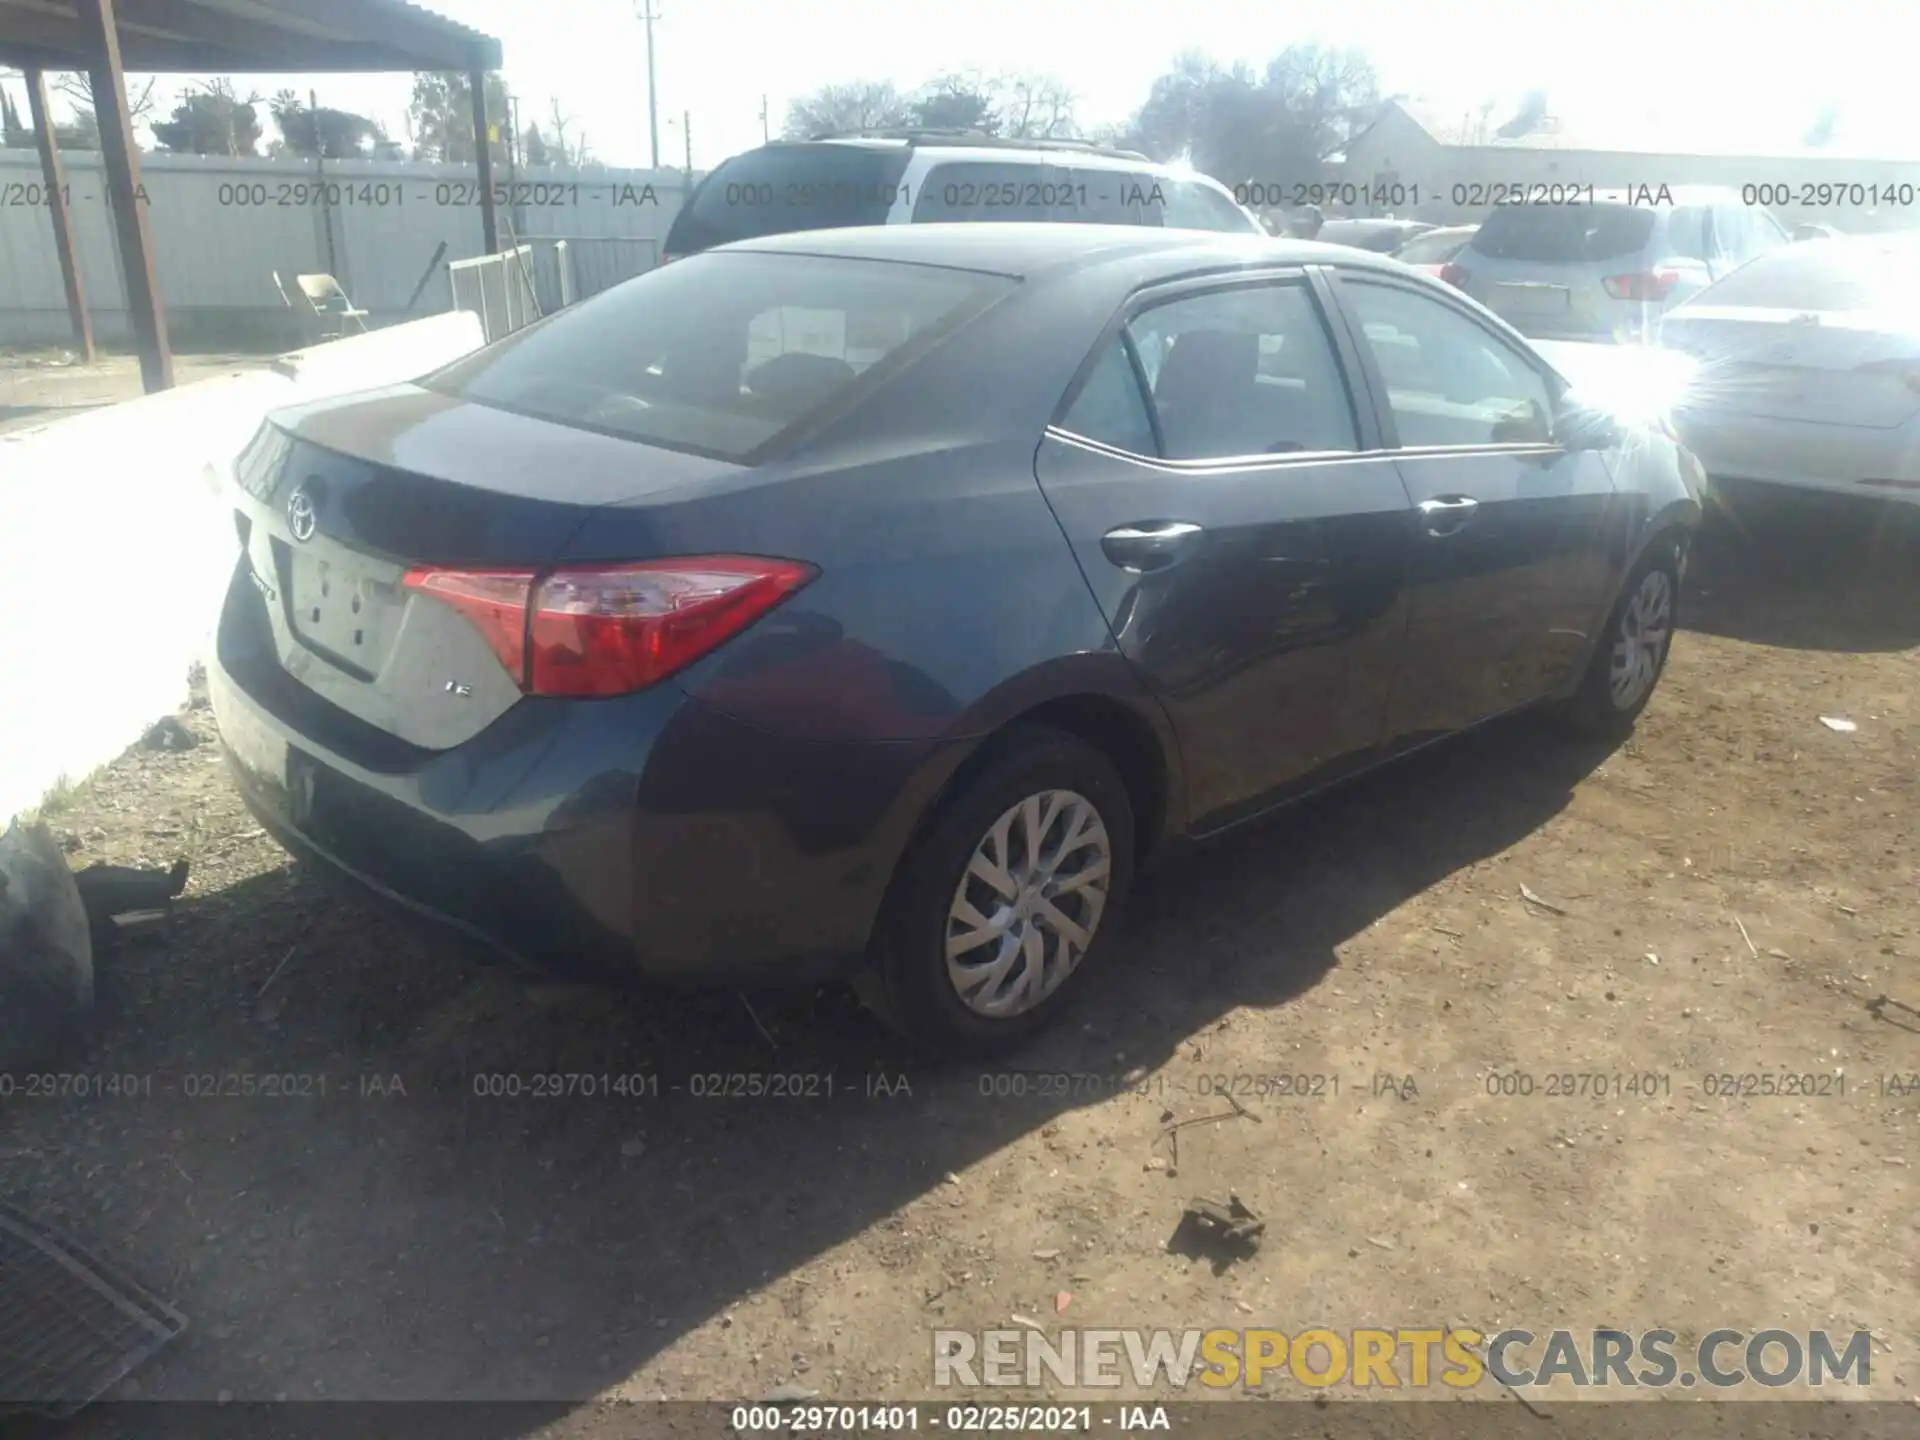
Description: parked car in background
xmin=1393 ymin=224 xmax=1478 ymax=279
xmin=1659 ymin=232 xmax=1920 ymax=508
xmin=1317 ymin=218 xmax=1436 ymax=254
xmin=661 ymin=133 xmax=1262 ymax=259
xmin=1450 ymin=188 xmax=1791 ymax=342
xmin=209 ymin=225 xmax=1699 ymax=1054
xmin=1791 ymin=221 xmax=1845 ymax=242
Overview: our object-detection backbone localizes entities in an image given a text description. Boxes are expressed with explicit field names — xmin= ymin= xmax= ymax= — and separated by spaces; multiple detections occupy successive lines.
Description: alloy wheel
xmin=1610 ymin=567 xmax=1673 ymax=710
xmin=944 ymin=789 xmax=1113 ymax=1019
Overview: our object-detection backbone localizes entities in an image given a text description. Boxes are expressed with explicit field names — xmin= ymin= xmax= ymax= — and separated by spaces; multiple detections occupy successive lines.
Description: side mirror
xmin=1555 ymin=402 xmax=1622 ymax=452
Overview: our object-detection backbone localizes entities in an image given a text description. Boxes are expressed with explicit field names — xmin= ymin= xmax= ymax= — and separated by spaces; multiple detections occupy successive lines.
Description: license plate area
xmin=1492 ymin=283 xmax=1571 ymax=315
xmin=284 ymin=548 xmax=399 ymax=677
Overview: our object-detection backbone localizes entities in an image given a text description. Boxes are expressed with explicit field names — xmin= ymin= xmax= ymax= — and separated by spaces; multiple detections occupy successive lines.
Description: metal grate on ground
xmin=0 ymin=1199 xmax=187 ymax=1418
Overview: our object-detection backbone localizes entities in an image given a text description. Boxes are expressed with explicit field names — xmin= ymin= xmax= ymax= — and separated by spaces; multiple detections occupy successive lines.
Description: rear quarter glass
xmin=665 ymin=146 xmax=912 ymax=253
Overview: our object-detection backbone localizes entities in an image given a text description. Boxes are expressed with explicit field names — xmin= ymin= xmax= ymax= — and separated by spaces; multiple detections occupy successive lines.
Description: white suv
xmin=663 ymin=132 xmax=1263 ymax=259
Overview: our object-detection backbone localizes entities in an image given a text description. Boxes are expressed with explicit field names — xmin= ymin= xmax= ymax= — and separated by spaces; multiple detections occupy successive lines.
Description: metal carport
xmin=0 ymin=0 xmax=504 ymax=391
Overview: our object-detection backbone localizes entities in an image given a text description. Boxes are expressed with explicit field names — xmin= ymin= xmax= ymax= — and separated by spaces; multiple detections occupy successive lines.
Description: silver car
xmin=1660 ymin=232 xmax=1920 ymax=509
xmin=1452 ymin=188 xmax=1792 ymax=343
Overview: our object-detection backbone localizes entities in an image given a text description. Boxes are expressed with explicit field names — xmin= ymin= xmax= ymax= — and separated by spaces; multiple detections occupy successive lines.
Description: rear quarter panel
xmin=574 ymin=257 xmax=1174 ymax=749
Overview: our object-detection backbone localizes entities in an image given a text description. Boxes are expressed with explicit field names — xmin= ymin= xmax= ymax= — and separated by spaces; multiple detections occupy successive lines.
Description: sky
xmin=3 ymin=0 xmax=1917 ymax=170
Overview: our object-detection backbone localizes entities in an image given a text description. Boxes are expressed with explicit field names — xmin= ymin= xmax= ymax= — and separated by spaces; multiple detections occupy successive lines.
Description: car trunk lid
xmin=229 ymin=385 xmax=750 ymax=750
xmin=1663 ymin=306 xmax=1920 ymax=428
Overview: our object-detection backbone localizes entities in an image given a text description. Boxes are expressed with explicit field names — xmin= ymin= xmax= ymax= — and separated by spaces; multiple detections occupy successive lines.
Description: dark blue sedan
xmin=210 ymin=224 xmax=1701 ymax=1053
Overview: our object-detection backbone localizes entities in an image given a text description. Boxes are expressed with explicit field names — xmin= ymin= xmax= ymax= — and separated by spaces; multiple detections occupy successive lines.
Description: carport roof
xmin=0 ymin=0 xmax=501 ymax=73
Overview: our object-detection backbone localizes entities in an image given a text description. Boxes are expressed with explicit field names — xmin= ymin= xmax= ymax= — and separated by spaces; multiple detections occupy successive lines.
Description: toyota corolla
xmin=210 ymin=225 xmax=1700 ymax=1053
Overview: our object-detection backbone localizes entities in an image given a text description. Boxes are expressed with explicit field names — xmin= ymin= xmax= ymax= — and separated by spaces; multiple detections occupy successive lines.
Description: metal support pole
xmin=23 ymin=67 xmax=94 ymax=362
xmin=75 ymin=0 xmax=172 ymax=391
xmin=311 ymin=88 xmax=337 ymax=280
xmin=469 ymin=67 xmax=499 ymax=254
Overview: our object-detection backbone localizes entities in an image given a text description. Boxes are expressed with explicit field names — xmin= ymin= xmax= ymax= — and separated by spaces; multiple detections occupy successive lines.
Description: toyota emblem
xmin=286 ymin=485 xmax=317 ymax=542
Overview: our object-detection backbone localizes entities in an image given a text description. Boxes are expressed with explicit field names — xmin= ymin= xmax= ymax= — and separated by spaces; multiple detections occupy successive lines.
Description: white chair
xmin=294 ymin=273 xmax=370 ymax=339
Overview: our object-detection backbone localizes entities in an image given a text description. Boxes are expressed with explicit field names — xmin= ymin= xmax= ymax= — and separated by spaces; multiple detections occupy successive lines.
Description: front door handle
xmin=1418 ymin=496 xmax=1479 ymax=537
xmin=1101 ymin=520 xmax=1204 ymax=573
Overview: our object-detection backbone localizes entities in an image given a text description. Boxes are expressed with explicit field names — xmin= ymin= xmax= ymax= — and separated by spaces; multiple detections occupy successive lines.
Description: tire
xmin=859 ymin=725 xmax=1135 ymax=1056
xmin=1557 ymin=541 xmax=1683 ymax=739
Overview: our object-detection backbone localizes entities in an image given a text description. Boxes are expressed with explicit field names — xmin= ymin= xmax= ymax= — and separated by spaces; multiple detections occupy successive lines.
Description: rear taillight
xmin=1603 ymin=271 xmax=1679 ymax=303
xmin=403 ymin=570 xmax=532 ymax=678
xmin=403 ymin=556 xmax=816 ymax=698
xmin=1438 ymin=262 xmax=1468 ymax=288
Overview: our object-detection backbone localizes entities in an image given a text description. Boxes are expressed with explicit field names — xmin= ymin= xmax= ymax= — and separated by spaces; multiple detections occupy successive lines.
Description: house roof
xmin=0 ymin=0 xmax=501 ymax=73
xmin=1377 ymin=97 xmax=1920 ymax=164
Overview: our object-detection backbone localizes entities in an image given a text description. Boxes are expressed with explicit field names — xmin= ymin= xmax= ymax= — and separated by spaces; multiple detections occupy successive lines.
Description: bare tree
xmin=1495 ymin=89 xmax=1550 ymax=140
xmin=55 ymin=69 xmax=158 ymax=128
xmin=995 ymin=72 xmax=1077 ymax=139
xmin=1115 ymin=45 xmax=1381 ymax=190
xmin=543 ymin=98 xmax=595 ymax=166
xmin=781 ymin=81 xmax=912 ymax=140
xmin=153 ymin=77 xmax=263 ymax=156
xmin=912 ymin=71 xmax=1000 ymax=133
xmin=1803 ymin=103 xmax=1840 ymax=149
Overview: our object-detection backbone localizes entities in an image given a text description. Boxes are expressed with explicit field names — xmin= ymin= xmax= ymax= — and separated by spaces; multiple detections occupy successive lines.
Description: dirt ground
xmin=0 ymin=351 xmax=278 ymax=437
xmin=2 ymin=494 xmax=1916 ymax=1427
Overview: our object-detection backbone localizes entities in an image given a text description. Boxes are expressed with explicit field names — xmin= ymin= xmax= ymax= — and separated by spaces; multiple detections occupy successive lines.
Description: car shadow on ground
xmin=1686 ymin=487 xmax=1920 ymax=653
xmin=11 ymin=712 xmax=1616 ymax=1430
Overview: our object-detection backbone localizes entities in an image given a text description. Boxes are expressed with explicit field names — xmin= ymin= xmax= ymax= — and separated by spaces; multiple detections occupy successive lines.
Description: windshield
xmin=1470 ymin=203 xmax=1657 ymax=261
xmin=426 ymin=251 xmax=1013 ymax=460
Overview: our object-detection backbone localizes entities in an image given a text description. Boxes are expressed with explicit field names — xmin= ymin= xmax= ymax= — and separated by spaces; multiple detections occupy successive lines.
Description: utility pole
xmin=638 ymin=0 xmax=661 ymax=169
xmin=759 ymin=94 xmax=770 ymax=144
xmin=506 ymin=94 xmax=522 ymax=241
xmin=682 ymin=108 xmax=693 ymax=187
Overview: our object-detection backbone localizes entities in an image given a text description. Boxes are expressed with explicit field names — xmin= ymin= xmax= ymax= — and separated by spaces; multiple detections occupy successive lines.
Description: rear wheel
xmin=1558 ymin=543 xmax=1681 ymax=739
xmin=859 ymin=726 xmax=1134 ymax=1055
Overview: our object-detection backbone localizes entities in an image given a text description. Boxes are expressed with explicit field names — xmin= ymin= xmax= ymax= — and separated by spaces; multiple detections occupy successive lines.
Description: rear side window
xmin=1709 ymin=205 xmax=1752 ymax=262
xmin=912 ymin=162 xmax=1078 ymax=222
xmin=1124 ymin=284 xmax=1358 ymax=460
xmin=1157 ymin=178 xmax=1257 ymax=233
xmin=1667 ymin=206 xmax=1709 ymax=260
xmin=1471 ymin=203 xmax=1657 ymax=262
xmin=426 ymin=251 xmax=1014 ymax=461
xmin=1341 ymin=281 xmax=1555 ymax=448
xmin=1064 ymin=169 xmax=1152 ymax=224
xmin=1057 ymin=341 xmax=1156 ymax=453
xmin=665 ymin=146 xmax=909 ymax=254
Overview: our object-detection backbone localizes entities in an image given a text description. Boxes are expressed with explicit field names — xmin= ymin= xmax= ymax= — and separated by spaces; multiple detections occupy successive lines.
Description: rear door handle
xmin=1417 ymin=496 xmax=1479 ymax=537
xmin=1101 ymin=520 xmax=1204 ymax=573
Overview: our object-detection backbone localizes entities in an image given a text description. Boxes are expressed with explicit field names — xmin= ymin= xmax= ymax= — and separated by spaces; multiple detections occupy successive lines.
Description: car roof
xmin=715 ymin=222 xmax=1396 ymax=281
xmin=1324 ymin=218 xmax=1429 ymax=230
xmin=735 ymin=138 xmax=1224 ymax=180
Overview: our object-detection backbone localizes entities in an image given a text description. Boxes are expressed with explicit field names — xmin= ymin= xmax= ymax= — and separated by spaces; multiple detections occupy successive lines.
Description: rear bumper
xmin=210 ymin=594 xmax=964 ymax=987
